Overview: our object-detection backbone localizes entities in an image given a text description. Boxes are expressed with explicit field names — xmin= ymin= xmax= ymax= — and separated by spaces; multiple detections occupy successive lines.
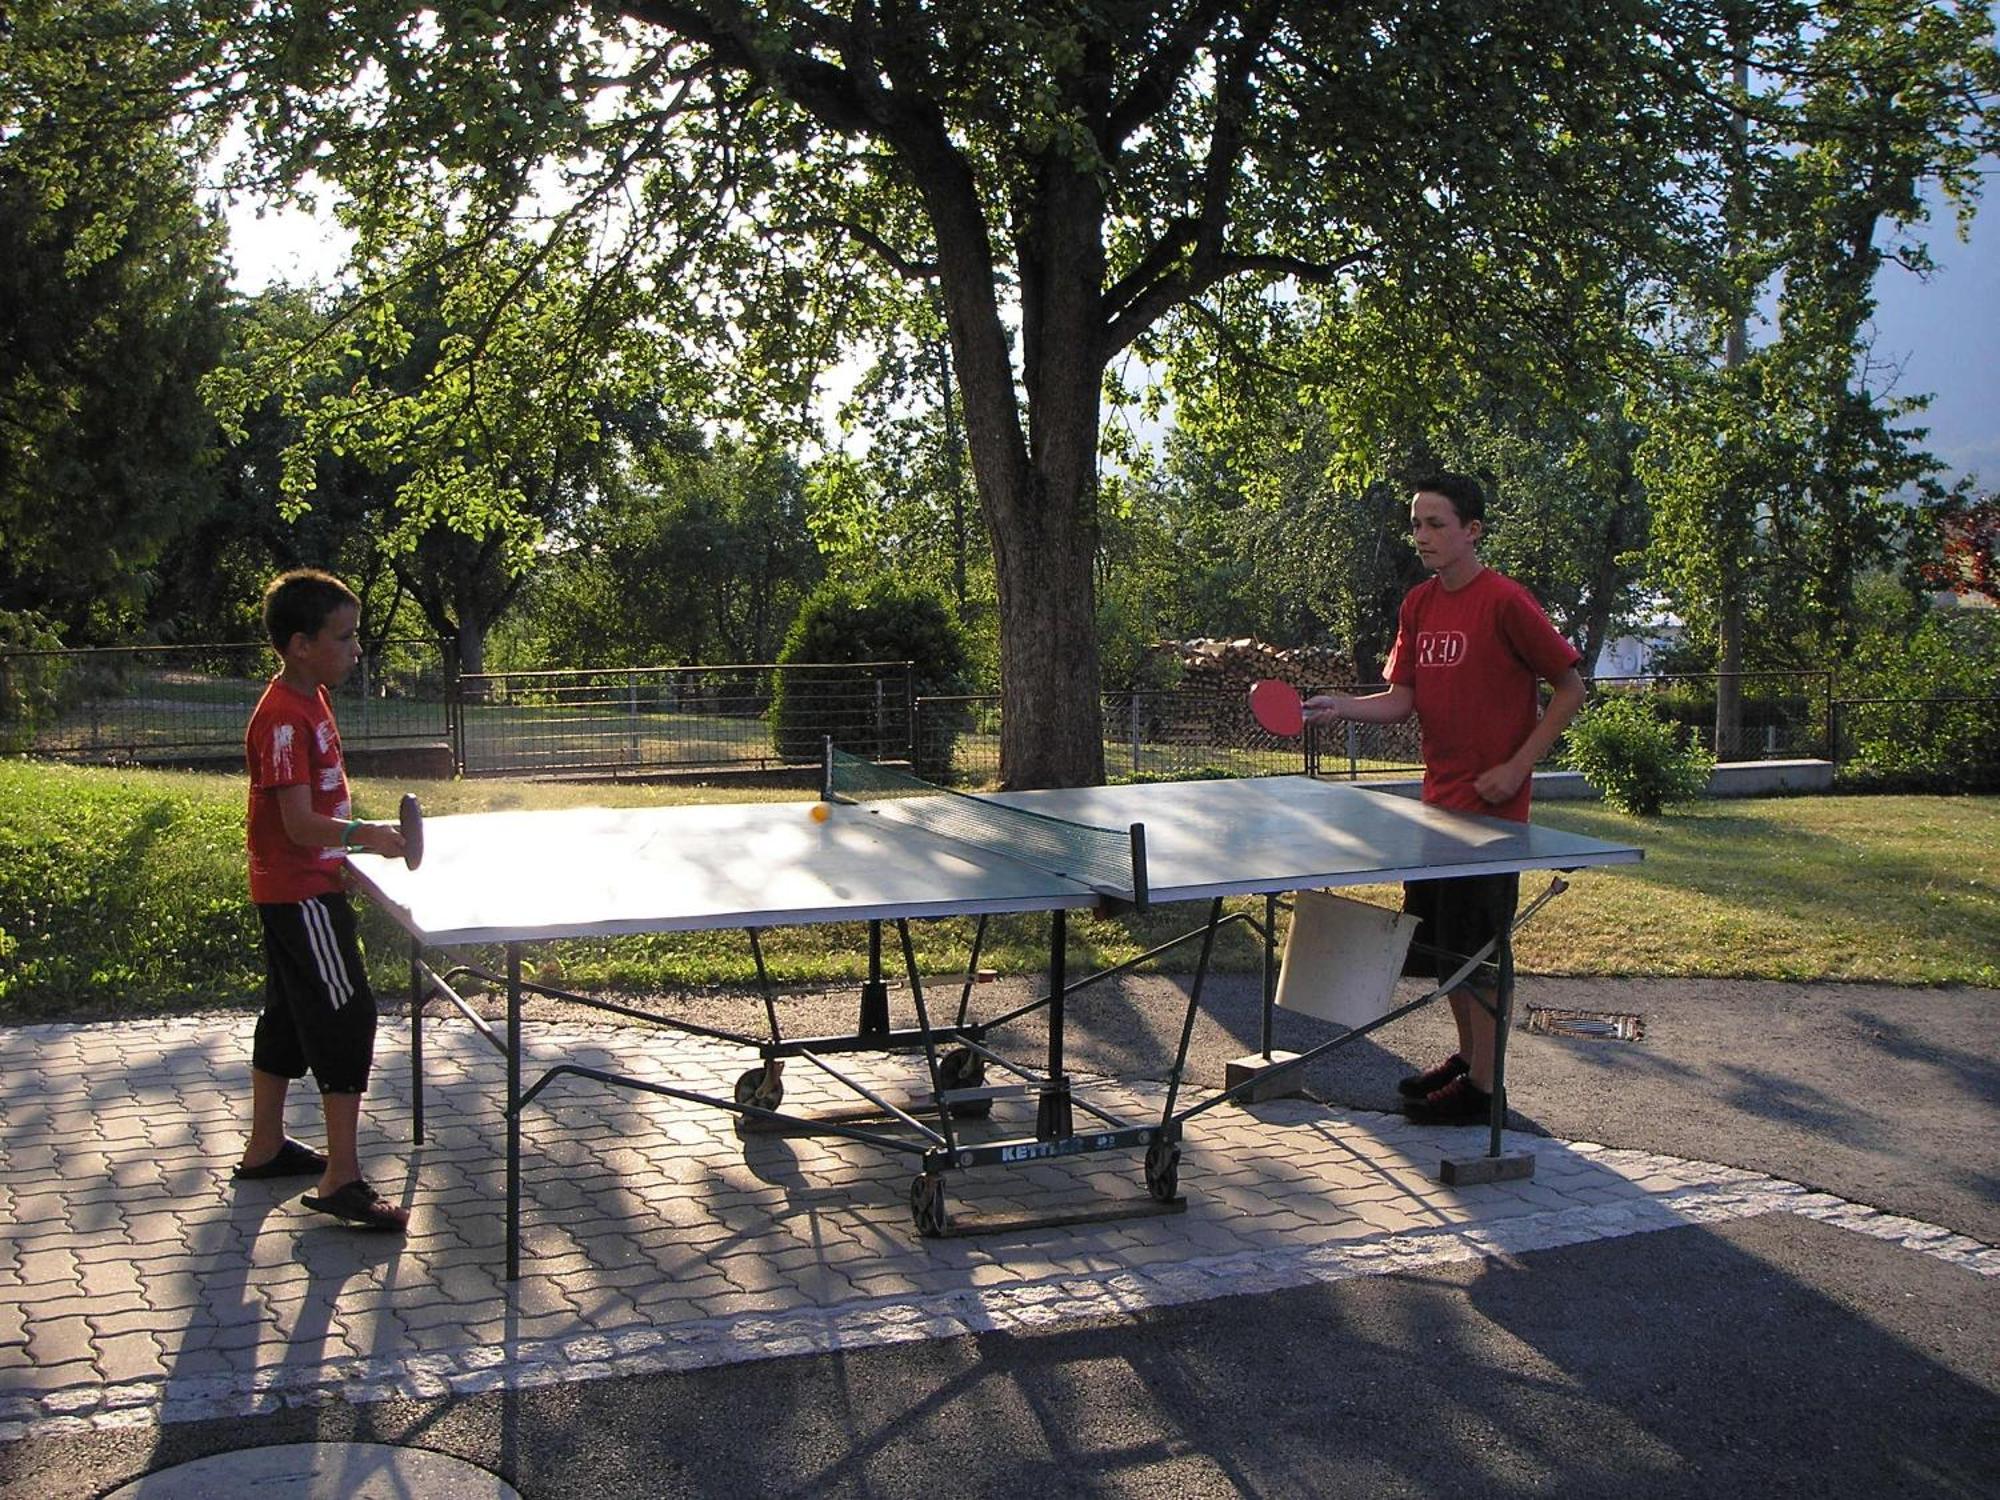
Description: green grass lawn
xmin=1 ymin=759 xmax=1993 ymax=1024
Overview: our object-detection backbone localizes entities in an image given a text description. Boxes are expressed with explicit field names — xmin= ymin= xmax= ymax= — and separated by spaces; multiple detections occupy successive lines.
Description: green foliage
xmin=498 ymin=435 xmax=823 ymax=670
xmin=771 ymin=578 xmax=972 ymax=780
xmin=0 ymin=763 xmax=260 ymax=1016
xmin=0 ymin=10 xmax=231 ymax=638
xmin=1562 ymin=694 xmax=1717 ymax=816
xmin=1838 ymin=608 xmax=2000 ymax=790
xmin=0 ymin=611 xmax=70 ymax=753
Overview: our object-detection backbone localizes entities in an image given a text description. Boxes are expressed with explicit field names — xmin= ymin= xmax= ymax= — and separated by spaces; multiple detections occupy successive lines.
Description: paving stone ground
xmin=2 ymin=1012 xmax=1994 ymax=1448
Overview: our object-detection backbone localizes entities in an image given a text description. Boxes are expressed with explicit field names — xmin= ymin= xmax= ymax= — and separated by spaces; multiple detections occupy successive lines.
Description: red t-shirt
xmin=1384 ymin=568 xmax=1581 ymax=823
xmin=244 ymin=676 xmax=352 ymax=903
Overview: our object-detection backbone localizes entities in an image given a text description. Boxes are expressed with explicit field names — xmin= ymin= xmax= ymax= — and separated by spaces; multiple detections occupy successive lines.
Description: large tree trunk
xmin=987 ymin=468 xmax=1104 ymax=789
xmin=1713 ymin=557 xmax=1744 ymax=759
xmin=922 ymin=137 xmax=1109 ymax=788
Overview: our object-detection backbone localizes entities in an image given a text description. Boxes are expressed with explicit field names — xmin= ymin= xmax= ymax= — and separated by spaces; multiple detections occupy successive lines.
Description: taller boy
xmin=239 ymin=568 xmax=410 ymax=1231
xmin=1305 ymin=474 xmax=1585 ymax=1124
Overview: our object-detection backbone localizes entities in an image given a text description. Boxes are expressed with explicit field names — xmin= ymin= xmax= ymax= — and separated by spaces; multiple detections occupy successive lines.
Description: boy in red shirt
xmin=1305 ymin=474 xmax=1585 ymax=1124
xmin=236 ymin=569 xmax=410 ymax=1230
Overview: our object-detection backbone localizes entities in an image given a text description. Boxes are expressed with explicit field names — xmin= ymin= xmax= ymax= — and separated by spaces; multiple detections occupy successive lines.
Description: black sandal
xmin=232 ymin=1139 xmax=328 ymax=1180
xmin=301 ymin=1179 xmax=409 ymax=1232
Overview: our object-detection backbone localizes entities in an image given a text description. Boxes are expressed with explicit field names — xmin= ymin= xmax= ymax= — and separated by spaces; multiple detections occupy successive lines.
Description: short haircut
xmin=262 ymin=569 xmax=358 ymax=649
xmin=1411 ymin=472 xmax=1486 ymax=525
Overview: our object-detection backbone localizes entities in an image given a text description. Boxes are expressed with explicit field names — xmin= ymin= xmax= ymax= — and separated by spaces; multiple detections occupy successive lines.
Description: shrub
xmin=0 ymin=611 xmax=71 ymax=754
xmin=1560 ymin=694 xmax=1716 ymax=815
xmin=1837 ymin=610 xmax=2000 ymax=791
xmin=770 ymin=578 xmax=974 ymax=781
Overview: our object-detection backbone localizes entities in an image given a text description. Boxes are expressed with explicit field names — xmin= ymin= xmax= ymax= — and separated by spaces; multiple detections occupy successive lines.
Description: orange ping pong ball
xmin=810 ymin=802 xmax=830 ymax=822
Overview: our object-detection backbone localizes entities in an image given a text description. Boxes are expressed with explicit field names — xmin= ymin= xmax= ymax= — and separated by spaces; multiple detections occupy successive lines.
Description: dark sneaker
xmin=1396 ymin=1053 xmax=1468 ymax=1099
xmin=1404 ymin=1074 xmax=1493 ymax=1125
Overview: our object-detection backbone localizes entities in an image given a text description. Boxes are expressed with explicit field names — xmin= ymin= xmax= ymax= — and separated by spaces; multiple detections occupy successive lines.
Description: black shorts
xmin=1401 ymin=873 xmax=1520 ymax=992
xmin=254 ymin=894 xmax=377 ymax=1094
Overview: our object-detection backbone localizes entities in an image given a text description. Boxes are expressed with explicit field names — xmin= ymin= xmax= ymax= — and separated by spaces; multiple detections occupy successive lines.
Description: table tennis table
xmin=349 ymin=751 xmax=1642 ymax=1277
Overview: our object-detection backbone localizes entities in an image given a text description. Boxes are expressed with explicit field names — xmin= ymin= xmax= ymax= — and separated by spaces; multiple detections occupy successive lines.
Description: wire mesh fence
xmin=453 ymin=661 xmax=915 ymax=778
xmin=10 ymin=645 xmax=1989 ymax=790
xmin=0 ymin=641 xmax=449 ymax=765
xmin=1588 ymin=672 xmax=1833 ymax=760
xmin=915 ymin=690 xmax=1425 ymax=788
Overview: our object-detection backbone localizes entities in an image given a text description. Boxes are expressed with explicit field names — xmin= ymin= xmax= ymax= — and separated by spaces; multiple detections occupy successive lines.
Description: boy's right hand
xmin=349 ymin=822 xmax=407 ymax=860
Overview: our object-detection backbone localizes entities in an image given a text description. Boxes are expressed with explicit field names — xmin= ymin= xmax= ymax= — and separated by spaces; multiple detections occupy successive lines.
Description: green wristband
xmin=342 ymin=819 xmax=362 ymax=849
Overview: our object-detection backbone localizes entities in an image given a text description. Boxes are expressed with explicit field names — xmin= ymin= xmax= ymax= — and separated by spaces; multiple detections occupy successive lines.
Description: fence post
xmin=628 ymin=671 xmax=639 ymax=766
xmin=447 ymin=643 xmax=466 ymax=777
xmin=1130 ymin=694 xmax=1142 ymax=778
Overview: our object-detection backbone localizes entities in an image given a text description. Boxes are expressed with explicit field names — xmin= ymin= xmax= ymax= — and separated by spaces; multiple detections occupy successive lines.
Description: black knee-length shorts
xmin=254 ymin=893 xmax=377 ymax=1094
xmin=1401 ymin=872 xmax=1521 ymax=991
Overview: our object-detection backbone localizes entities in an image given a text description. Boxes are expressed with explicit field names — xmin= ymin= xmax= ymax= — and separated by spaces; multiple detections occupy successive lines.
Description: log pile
xmin=1137 ymin=637 xmax=1356 ymax=747
xmin=1153 ymin=637 xmax=1354 ymax=696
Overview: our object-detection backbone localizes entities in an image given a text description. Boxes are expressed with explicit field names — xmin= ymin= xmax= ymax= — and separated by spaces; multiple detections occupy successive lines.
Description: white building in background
xmin=1590 ymin=621 xmax=1683 ymax=680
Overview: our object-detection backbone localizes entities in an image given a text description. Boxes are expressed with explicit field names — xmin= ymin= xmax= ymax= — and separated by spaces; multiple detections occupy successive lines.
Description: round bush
xmin=770 ymin=578 xmax=973 ymax=780
xmin=1560 ymin=694 xmax=1716 ymax=815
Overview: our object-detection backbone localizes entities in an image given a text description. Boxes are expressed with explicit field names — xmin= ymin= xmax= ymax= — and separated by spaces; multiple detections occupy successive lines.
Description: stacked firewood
xmin=1137 ymin=638 xmax=1356 ymax=746
xmin=1154 ymin=637 xmax=1354 ymax=696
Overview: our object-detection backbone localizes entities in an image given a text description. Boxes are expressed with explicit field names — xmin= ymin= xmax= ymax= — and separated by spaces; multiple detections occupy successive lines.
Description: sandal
xmin=232 ymin=1138 xmax=328 ymax=1180
xmin=301 ymin=1179 xmax=409 ymax=1233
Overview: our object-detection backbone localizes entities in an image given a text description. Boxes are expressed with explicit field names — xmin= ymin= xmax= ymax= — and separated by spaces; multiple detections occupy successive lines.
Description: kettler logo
xmin=1417 ymin=631 xmax=1467 ymax=667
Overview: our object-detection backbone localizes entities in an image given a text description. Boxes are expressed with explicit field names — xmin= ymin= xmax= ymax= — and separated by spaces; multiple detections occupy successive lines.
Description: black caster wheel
xmin=1144 ymin=1135 xmax=1181 ymax=1203
xmin=937 ymin=1047 xmax=992 ymax=1119
xmin=734 ymin=1066 xmax=783 ymax=1110
xmin=910 ymin=1174 xmax=950 ymax=1237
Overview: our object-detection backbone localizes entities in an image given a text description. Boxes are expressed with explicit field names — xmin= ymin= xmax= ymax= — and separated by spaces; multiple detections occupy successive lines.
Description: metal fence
xmin=454 ymin=661 xmax=916 ymax=778
xmin=1586 ymin=671 xmax=1834 ymax=760
xmin=917 ymin=691 xmax=1421 ymax=787
xmin=1832 ymin=695 xmax=2000 ymax=789
xmin=8 ymin=644 xmax=1990 ymax=790
xmin=0 ymin=640 xmax=449 ymax=765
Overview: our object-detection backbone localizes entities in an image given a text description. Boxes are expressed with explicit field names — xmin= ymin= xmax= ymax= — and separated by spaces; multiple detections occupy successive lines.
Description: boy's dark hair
xmin=263 ymin=569 xmax=358 ymax=649
xmin=1411 ymin=472 xmax=1486 ymax=525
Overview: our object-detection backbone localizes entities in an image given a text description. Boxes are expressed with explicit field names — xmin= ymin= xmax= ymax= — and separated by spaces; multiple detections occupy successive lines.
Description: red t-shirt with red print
xmin=244 ymin=676 xmax=352 ymax=903
xmin=1384 ymin=568 xmax=1581 ymax=823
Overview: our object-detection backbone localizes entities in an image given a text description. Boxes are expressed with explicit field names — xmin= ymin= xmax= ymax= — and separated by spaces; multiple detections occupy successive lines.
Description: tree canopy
xmin=3 ymin=2 xmax=1993 ymax=781
xmin=171 ymin=0 xmax=1821 ymax=784
xmin=0 ymin=8 xmax=230 ymax=640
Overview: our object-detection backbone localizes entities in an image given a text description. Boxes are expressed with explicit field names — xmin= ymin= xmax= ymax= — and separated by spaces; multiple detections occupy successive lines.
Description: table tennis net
xmin=826 ymin=749 xmax=1148 ymax=905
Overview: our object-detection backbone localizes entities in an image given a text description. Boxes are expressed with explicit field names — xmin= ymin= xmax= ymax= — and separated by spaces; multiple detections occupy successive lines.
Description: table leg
xmin=1036 ymin=908 xmax=1072 ymax=1140
xmin=507 ymin=942 xmax=522 ymax=1282
xmin=409 ymin=935 xmax=425 ymax=1143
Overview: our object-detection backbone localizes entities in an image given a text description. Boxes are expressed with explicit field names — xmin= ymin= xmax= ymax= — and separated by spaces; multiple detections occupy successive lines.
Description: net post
xmin=821 ymin=736 xmax=834 ymax=800
xmin=1127 ymin=824 xmax=1150 ymax=909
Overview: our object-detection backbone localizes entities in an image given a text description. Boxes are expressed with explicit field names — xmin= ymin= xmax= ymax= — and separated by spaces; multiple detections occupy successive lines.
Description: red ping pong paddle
xmin=398 ymin=793 xmax=424 ymax=870
xmin=1249 ymin=679 xmax=1305 ymax=737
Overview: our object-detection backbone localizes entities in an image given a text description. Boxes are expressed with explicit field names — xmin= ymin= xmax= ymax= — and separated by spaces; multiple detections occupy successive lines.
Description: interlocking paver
xmin=1 ymin=1010 xmax=1989 ymax=1444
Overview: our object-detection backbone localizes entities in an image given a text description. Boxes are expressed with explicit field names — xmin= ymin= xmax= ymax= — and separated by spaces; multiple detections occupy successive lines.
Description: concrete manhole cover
xmin=1524 ymin=1005 xmax=1645 ymax=1041
xmin=105 ymin=1442 xmax=519 ymax=1499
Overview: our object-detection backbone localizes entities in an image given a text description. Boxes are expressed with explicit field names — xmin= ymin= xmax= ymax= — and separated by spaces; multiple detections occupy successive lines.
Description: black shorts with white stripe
xmin=254 ymin=893 xmax=377 ymax=1093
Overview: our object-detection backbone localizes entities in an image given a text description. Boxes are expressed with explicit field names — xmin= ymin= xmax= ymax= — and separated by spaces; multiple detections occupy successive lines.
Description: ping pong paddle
xmin=1249 ymin=679 xmax=1305 ymax=737
xmin=398 ymin=793 xmax=424 ymax=870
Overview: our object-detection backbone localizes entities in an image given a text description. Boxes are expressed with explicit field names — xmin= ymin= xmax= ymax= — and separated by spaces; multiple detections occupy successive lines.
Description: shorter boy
xmin=236 ymin=568 xmax=409 ymax=1231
